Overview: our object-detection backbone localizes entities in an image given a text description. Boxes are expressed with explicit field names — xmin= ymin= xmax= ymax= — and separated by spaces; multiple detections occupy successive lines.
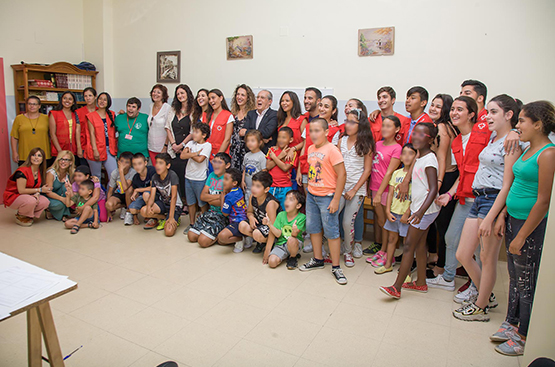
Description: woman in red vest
xmin=204 ymin=89 xmax=234 ymax=158
xmin=428 ymin=96 xmax=491 ymax=291
xmin=48 ymin=91 xmax=82 ymax=162
xmin=3 ymin=147 xmax=51 ymax=226
xmin=76 ymin=87 xmax=97 ymax=161
xmin=85 ymin=92 xmax=118 ymax=179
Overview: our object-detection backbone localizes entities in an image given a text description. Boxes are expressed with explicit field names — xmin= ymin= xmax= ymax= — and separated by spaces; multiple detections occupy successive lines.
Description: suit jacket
xmin=244 ymin=108 xmax=278 ymax=153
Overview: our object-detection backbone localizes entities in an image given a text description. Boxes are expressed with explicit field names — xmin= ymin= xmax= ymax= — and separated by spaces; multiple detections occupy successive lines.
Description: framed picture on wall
xmin=157 ymin=51 xmax=180 ymax=83
xmin=358 ymin=27 xmax=395 ymax=56
xmin=226 ymin=35 xmax=253 ymax=60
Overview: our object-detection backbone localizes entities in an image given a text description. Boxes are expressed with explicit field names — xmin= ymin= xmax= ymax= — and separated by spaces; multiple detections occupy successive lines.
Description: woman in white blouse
xmin=148 ymin=84 xmax=172 ymax=163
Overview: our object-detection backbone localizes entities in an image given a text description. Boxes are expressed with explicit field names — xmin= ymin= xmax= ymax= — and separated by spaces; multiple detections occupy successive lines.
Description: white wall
xmin=109 ymin=0 xmax=555 ymax=106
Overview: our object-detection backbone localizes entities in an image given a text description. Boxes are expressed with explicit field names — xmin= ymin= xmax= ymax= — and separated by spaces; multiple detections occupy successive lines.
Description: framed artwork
xmin=358 ymin=27 xmax=395 ymax=56
xmin=157 ymin=51 xmax=180 ymax=83
xmin=226 ymin=35 xmax=253 ymax=60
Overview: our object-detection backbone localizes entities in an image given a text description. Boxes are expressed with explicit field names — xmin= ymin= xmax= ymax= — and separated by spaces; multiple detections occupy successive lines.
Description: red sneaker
xmin=458 ymin=279 xmax=471 ymax=293
xmin=402 ymin=281 xmax=428 ymax=293
xmin=379 ymin=286 xmax=401 ymax=299
xmin=323 ymin=255 xmax=333 ymax=265
xmin=456 ymin=266 xmax=469 ymax=279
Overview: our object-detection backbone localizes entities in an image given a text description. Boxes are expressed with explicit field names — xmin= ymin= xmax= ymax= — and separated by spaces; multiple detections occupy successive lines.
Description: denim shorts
xmin=306 ymin=192 xmax=340 ymax=239
xmin=128 ymin=194 xmax=146 ymax=210
xmin=468 ymin=191 xmax=498 ymax=219
xmin=383 ymin=213 xmax=409 ymax=237
xmin=185 ymin=178 xmax=206 ymax=207
xmin=269 ymin=186 xmax=292 ymax=211
xmin=410 ymin=210 xmax=440 ymax=231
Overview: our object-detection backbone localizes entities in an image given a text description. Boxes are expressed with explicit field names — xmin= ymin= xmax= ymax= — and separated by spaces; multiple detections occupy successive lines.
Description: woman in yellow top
xmin=10 ymin=96 xmax=51 ymax=166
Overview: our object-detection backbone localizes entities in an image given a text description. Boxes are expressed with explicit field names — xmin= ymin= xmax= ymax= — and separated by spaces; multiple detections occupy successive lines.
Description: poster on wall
xmin=157 ymin=51 xmax=180 ymax=83
xmin=226 ymin=35 xmax=253 ymax=60
xmin=358 ymin=27 xmax=395 ymax=56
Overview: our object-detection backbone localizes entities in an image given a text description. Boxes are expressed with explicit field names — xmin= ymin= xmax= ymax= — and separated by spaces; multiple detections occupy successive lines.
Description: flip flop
xmin=70 ymin=225 xmax=80 ymax=234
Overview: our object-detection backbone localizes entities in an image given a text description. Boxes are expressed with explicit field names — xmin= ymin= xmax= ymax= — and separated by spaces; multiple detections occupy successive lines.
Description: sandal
xmin=70 ymin=225 xmax=80 ymax=234
xmin=88 ymin=222 xmax=98 ymax=229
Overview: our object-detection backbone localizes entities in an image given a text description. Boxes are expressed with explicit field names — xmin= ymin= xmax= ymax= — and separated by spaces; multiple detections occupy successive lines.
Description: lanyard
xmin=127 ymin=116 xmax=138 ymax=134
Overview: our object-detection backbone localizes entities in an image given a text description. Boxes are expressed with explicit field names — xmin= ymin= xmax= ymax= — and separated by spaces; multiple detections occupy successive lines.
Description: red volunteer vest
xmin=49 ymin=110 xmax=78 ymax=156
xmin=85 ymin=110 xmax=117 ymax=161
xmin=76 ymin=106 xmax=97 ymax=154
xmin=3 ymin=166 xmax=42 ymax=207
xmin=206 ymin=110 xmax=233 ymax=157
xmin=451 ymin=121 xmax=491 ymax=204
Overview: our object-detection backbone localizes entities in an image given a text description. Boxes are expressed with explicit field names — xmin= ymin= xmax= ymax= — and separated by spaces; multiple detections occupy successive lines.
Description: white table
xmin=0 ymin=252 xmax=77 ymax=367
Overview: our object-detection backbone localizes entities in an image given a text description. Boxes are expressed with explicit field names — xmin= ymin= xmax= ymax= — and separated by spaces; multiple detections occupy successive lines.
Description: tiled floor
xmin=0 ymin=208 xmax=523 ymax=367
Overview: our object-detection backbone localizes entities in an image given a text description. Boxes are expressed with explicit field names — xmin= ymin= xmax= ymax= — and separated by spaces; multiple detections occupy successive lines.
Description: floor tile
xmin=151 ymin=286 xmax=224 ymax=321
xmin=214 ymin=339 xmax=299 ymax=367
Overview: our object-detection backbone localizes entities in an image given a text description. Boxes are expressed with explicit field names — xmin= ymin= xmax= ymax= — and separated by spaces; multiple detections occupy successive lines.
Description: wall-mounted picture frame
xmin=226 ymin=35 xmax=253 ymax=60
xmin=157 ymin=51 xmax=180 ymax=83
xmin=358 ymin=27 xmax=395 ymax=56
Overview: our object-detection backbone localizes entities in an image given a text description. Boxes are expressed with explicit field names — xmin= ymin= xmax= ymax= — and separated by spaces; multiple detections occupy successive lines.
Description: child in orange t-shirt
xmin=298 ymin=118 xmax=347 ymax=285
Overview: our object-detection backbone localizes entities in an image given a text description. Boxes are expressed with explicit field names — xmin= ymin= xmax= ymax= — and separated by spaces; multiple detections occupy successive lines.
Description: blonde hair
xmin=48 ymin=150 xmax=75 ymax=181
xmin=231 ymin=84 xmax=256 ymax=116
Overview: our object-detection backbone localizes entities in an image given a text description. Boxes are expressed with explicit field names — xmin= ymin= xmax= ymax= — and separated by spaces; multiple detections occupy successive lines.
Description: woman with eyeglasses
xmin=85 ymin=92 xmax=118 ymax=179
xmin=10 ymin=96 xmax=52 ymax=166
xmin=148 ymin=84 xmax=172 ymax=164
xmin=44 ymin=151 xmax=75 ymax=221
xmin=49 ymin=91 xmax=83 ymax=164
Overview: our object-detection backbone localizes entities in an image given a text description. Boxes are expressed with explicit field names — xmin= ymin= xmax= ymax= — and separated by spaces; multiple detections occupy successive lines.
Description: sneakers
xmin=302 ymin=236 xmax=313 ymax=253
xmin=323 ymin=255 xmax=333 ymax=265
xmin=458 ymin=279 xmax=472 ymax=293
xmin=344 ymin=253 xmax=355 ymax=267
xmin=379 ymin=286 xmax=401 ymax=299
xmin=453 ymin=284 xmax=478 ymax=304
xmin=252 ymin=242 xmax=265 ymax=254
xmin=426 ymin=274 xmax=455 ymax=291
xmin=456 ymin=266 xmax=469 ymax=279
xmin=353 ymin=243 xmax=363 ymax=258
xmin=402 ymin=281 xmax=428 ymax=293
xmin=374 ymin=265 xmax=393 ymax=275
xmin=363 ymin=242 xmax=381 ymax=255
xmin=453 ymin=302 xmax=490 ymax=322
xmin=15 ymin=213 xmax=33 ymax=227
xmin=286 ymin=255 xmax=299 ymax=270
xmin=156 ymin=219 xmax=166 ymax=231
xmin=120 ymin=209 xmax=127 ymax=220
xmin=299 ymin=258 xmax=325 ymax=272
xmin=124 ymin=211 xmax=134 ymax=226
xmin=243 ymin=236 xmax=253 ymax=249
xmin=490 ymin=321 xmax=516 ymax=342
xmin=495 ymin=331 xmax=525 ymax=356
xmin=144 ymin=218 xmax=159 ymax=230
xmin=366 ymin=250 xmax=385 ymax=263
xmin=369 ymin=254 xmax=386 ymax=268
xmin=331 ymin=267 xmax=348 ymax=285
xmin=463 ymin=292 xmax=499 ymax=310
xmin=233 ymin=241 xmax=244 ymax=253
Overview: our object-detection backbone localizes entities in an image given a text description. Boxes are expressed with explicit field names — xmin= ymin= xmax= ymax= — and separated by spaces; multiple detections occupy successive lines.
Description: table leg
xmin=37 ymin=302 xmax=65 ymax=367
xmin=27 ymin=307 xmax=41 ymax=367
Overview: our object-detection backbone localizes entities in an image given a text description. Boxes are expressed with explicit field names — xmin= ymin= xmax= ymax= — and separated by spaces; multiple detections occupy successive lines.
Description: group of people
xmin=5 ymin=80 xmax=555 ymax=358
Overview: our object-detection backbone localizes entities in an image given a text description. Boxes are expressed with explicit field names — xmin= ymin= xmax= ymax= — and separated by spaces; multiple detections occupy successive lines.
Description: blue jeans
xmin=306 ymin=192 xmax=340 ymax=239
xmin=128 ymin=194 xmax=146 ymax=210
xmin=444 ymin=200 xmax=481 ymax=282
xmin=353 ymin=200 xmax=364 ymax=242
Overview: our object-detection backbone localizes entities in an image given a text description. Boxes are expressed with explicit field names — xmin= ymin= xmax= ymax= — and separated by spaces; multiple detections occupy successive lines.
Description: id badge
xmin=125 ymin=134 xmax=133 ymax=140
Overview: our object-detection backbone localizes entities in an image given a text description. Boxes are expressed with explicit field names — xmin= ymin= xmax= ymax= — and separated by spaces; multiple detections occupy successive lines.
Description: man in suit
xmin=241 ymin=90 xmax=277 ymax=153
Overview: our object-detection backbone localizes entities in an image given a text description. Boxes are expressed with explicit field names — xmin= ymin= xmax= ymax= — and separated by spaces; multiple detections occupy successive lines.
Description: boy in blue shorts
xmin=217 ymin=168 xmax=248 ymax=247
xmin=187 ymin=152 xmax=231 ymax=247
xmin=128 ymin=152 xmax=156 ymax=225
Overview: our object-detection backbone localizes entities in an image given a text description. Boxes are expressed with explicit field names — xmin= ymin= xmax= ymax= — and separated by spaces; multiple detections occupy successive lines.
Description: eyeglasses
xmin=412 ymin=131 xmax=432 ymax=139
xmin=28 ymin=103 xmax=40 ymax=106
xmin=59 ymin=158 xmax=72 ymax=162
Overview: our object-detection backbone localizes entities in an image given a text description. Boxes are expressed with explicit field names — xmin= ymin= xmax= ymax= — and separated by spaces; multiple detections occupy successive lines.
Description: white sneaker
xmin=233 ymin=241 xmax=244 ymax=253
xmin=120 ymin=208 xmax=127 ymax=220
xmin=353 ymin=243 xmax=363 ymax=258
xmin=243 ymin=237 xmax=253 ymax=249
xmin=303 ymin=236 xmax=313 ymax=253
xmin=426 ymin=274 xmax=455 ymax=291
xmin=454 ymin=283 xmax=478 ymax=304
xmin=123 ymin=211 xmax=134 ymax=226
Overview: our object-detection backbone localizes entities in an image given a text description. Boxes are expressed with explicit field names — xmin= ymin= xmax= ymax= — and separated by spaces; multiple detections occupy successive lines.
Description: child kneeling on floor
xmin=141 ymin=153 xmax=182 ymax=237
xmin=64 ymin=179 xmax=99 ymax=234
xmin=217 ymin=168 xmax=248 ymax=246
xmin=238 ymin=171 xmax=281 ymax=254
xmin=187 ymin=153 xmax=231 ymax=247
xmin=263 ymin=190 xmax=306 ymax=270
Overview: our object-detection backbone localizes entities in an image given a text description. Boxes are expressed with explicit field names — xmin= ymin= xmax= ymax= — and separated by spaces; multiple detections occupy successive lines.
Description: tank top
xmin=507 ymin=143 xmax=555 ymax=220
xmin=340 ymin=137 xmax=366 ymax=196
xmin=252 ymin=193 xmax=282 ymax=223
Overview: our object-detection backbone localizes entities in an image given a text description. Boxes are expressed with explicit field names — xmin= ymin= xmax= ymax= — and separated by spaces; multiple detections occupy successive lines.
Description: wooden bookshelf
xmin=12 ymin=62 xmax=98 ymax=115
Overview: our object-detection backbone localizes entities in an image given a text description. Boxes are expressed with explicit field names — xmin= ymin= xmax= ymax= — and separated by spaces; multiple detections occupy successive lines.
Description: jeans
xmin=87 ymin=152 xmax=117 ymax=180
xmin=505 ymin=215 xmax=547 ymax=337
xmin=444 ymin=199 xmax=475 ymax=282
xmin=353 ymin=200 xmax=365 ymax=242
xmin=306 ymin=192 xmax=340 ymax=239
xmin=338 ymin=195 xmax=364 ymax=254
